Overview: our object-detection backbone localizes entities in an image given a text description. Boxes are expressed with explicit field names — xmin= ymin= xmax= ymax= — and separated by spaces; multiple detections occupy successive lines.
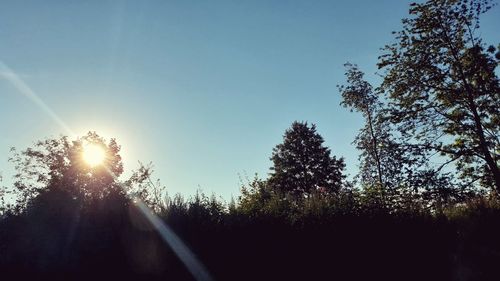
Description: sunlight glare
xmin=83 ymin=143 xmax=105 ymax=167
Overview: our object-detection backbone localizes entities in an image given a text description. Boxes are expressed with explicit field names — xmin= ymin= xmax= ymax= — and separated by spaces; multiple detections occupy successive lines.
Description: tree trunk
xmin=467 ymin=94 xmax=500 ymax=192
xmin=441 ymin=23 xmax=500 ymax=192
xmin=367 ymin=110 xmax=384 ymax=188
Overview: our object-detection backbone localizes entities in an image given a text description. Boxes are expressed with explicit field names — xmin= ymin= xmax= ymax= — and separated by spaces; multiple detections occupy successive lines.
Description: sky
xmin=0 ymin=0 xmax=499 ymax=200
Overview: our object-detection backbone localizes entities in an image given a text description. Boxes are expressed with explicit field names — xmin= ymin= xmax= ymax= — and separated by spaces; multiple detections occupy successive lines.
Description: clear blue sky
xmin=1 ymin=1 xmax=499 ymax=200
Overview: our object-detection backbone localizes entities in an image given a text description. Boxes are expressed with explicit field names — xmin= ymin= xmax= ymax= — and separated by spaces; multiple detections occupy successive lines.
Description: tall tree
xmin=378 ymin=0 xmax=500 ymax=192
xmin=268 ymin=121 xmax=345 ymax=196
xmin=339 ymin=63 xmax=385 ymax=188
xmin=338 ymin=64 xmax=459 ymax=208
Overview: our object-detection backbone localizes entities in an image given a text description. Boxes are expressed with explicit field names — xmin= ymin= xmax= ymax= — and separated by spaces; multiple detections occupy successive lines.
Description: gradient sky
xmin=1 ymin=1 xmax=499 ymax=200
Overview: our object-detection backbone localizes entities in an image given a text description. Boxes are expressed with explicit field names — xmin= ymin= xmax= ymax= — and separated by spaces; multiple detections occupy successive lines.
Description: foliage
xmin=1 ymin=130 xmax=500 ymax=280
xmin=125 ymin=162 xmax=168 ymax=213
xmin=338 ymin=63 xmax=468 ymax=209
xmin=339 ymin=63 xmax=386 ymax=187
xmin=378 ymin=0 xmax=500 ymax=191
xmin=5 ymin=132 xmax=164 ymax=214
xmin=268 ymin=121 xmax=346 ymax=196
xmin=1 ymin=1 xmax=500 ymax=279
xmin=239 ymin=175 xmax=300 ymax=220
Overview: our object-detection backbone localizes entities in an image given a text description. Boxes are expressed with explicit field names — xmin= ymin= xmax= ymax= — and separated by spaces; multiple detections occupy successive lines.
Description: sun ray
xmin=0 ymin=61 xmax=213 ymax=281
xmin=0 ymin=61 xmax=76 ymax=138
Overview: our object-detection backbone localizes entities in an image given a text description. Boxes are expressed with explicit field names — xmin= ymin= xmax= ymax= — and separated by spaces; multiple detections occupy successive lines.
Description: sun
xmin=82 ymin=143 xmax=106 ymax=167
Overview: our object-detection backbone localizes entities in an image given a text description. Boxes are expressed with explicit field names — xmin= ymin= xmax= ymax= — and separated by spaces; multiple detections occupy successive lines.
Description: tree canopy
xmin=268 ymin=121 xmax=345 ymax=196
xmin=378 ymin=0 xmax=500 ymax=192
xmin=6 ymin=132 xmax=163 ymax=214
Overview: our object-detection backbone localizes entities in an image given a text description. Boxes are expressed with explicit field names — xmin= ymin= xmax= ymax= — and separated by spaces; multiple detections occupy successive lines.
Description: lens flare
xmin=0 ymin=61 xmax=76 ymax=138
xmin=83 ymin=143 xmax=105 ymax=167
xmin=1 ymin=60 xmax=214 ymax=281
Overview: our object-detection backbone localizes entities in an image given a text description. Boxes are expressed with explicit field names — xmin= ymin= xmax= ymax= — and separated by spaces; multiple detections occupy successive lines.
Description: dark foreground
xmin=1 ymin=192 xmax=500 ymax=281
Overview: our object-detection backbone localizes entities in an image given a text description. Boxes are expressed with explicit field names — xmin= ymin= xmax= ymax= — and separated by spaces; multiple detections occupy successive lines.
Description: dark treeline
xmin=2 ymin=183 xmax=500 ymax=281
xmin=1 ymin=0 xmax=500 ymax=280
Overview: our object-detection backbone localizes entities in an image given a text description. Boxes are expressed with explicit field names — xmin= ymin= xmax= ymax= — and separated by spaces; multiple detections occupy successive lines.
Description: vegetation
xmin=267 ymin=121 xmax=345 ymax=196
xmin=378 ymin=0 xmax=500 ymax=191
xmin=0 ymin=0 xmax=499 ymax=280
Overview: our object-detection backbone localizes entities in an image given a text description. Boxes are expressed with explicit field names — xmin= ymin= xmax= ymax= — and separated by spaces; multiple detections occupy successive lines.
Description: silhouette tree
xmin=124 ymin=162 xmax=168 ymax=213
xmin=7 ymin=132 xmax=164 ymax=213
xmin=8 ymin=132 xmax=124 ymax=210
xmin=338 ymin=63 xmax=464 ymax=209
xmin=339 ymin=63 xmax=386 ymax=188
xmin=378 ymin=0 xmax=500 ymax=192
xmin=0 ymin=175 xmax=7 ymax=216
xmin=268 ymin=121 xmax=345 ymax=196
xmin=0 ymin=132 xmax=181 ymax=279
